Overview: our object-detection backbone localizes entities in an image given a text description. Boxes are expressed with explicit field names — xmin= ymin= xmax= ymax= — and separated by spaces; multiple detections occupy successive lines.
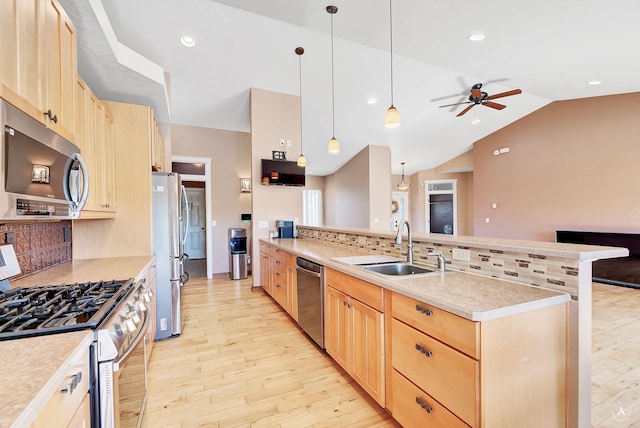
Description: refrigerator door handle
xmin=181 ymin=185 xmax=190 ymax=248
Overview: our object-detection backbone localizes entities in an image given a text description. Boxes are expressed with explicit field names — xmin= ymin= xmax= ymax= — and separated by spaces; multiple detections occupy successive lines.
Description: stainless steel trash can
xmin=229 ymin=228 xmax=248 ymax=279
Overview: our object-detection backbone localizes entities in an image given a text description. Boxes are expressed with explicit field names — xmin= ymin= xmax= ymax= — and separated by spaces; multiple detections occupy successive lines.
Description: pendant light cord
xmin=389 ymin=0 xmax=395 ymax=106
xmin=298 ymin=50 xmax=303 ymax=151
xmin=330 ymin=11 xmax=336 ymax=138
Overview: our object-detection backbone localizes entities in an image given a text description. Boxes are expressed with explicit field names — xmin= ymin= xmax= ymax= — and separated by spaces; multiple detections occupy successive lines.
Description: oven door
xmin=99 ymin=308 xmax=150 ymax=428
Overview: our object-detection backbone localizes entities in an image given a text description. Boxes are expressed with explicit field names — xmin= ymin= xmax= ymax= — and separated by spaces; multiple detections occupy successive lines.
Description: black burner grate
xmin=0 ymin=279 xmax=134 ymax=341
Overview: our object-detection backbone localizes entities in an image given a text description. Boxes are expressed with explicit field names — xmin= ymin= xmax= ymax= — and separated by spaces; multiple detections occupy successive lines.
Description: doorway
xmin=185 ymin=187 xmax=206 ymax=259
xmin=391 ymin=191 xmax=410 ymax=231
xmin=425 ymin=179 xmax=457 ymax=235
xmin=172 ymin=155 xmax=213 ymax=279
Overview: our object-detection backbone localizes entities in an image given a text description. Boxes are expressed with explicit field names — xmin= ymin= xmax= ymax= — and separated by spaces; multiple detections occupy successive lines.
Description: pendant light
xmin=327 ymin=6 xmax=340 ymax=154
xmin=384 ymin=0 xmax=401 ymax=128
xmin=295 ymin=47 xmax=307 ymax=167
xmin=397 ymin=162 xmax=410 ymax=190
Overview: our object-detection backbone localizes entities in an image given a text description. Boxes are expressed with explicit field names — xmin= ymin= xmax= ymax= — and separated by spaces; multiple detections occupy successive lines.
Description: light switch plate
xmin=258 ymin=221 xmax=269 ymax=229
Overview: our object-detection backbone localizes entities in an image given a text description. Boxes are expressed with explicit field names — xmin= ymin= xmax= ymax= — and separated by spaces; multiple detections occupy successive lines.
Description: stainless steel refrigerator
xmin=152 ymin=172 xmax=190 ymax=340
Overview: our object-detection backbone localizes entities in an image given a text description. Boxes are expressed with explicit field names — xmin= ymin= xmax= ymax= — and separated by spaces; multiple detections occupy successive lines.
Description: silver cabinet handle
xmin=61 ymin=371 xmax=82 ymax=395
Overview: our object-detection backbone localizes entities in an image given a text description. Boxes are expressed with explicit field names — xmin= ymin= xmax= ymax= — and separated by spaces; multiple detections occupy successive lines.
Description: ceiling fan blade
xmin=439 ymin=101 xmax=472 ymax=108
xmin=486 ymin=89 xmax=522 ymax=100
xmin=456 ymin=104 xmax=475 ymax=117
xmin=484 ymin=101 xmax=507 ymax=110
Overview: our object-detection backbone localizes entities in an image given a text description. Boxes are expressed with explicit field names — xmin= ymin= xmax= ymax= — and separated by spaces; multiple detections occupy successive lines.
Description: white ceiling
xmin=60 ymin=0 xmax=640 ymax=176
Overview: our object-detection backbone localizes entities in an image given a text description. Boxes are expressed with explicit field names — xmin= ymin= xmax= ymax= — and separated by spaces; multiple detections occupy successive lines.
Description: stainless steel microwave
xmin=0 ymin=100 xmax=89 ymax=220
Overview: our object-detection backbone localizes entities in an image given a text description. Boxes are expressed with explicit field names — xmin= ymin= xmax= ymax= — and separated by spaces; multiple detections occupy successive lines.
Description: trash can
xmin=229 ymin=228 xmax=247 ymax=280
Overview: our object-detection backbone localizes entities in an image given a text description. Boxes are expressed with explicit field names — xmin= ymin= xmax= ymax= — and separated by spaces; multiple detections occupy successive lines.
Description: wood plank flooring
xmin=142 ymin=269 xmax=640 ymax=427
xmin=142 ymin=276 xmax=399 ymax=428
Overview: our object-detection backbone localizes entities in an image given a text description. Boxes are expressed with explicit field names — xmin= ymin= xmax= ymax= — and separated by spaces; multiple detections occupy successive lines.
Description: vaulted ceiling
xmin=61 ymin=0 xmax=640 ymax=175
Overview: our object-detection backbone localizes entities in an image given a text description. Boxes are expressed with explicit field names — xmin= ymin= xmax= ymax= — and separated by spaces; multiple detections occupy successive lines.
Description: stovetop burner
xmin=0 ymin=279 xmax=135 ymax=341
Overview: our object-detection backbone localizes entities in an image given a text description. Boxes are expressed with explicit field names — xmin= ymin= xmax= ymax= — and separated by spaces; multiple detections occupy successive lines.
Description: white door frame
xmin=425 ymin=179 xmax=458 ymax=235
xmin=391 ymin=191 xmax=410 ymax=231
xmin=173 ymin=155 xmax=213 ymax=279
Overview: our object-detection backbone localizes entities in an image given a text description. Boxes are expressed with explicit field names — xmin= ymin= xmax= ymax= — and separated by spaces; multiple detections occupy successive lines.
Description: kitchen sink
xmin=363 ymin=262 xmax=438 ymax=276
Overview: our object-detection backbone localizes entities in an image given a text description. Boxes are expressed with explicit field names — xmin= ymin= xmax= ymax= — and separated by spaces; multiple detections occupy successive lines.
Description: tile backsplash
xmin=0 ymin=221 xmax=72 ymax=280
xmin=297 ymin=226 xmax=579 ymax=297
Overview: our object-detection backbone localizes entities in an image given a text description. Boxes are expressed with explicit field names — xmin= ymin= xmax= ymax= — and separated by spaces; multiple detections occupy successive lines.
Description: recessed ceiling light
xmin=587 ymin=79 xmax=602 ymax=86
xmin=368 ymin=97 xmax=377 ymax=104
xmin=468 ymin=34 xmax=485 ymax=41
xmin=180 ymin=35 xmax=196 ymax=48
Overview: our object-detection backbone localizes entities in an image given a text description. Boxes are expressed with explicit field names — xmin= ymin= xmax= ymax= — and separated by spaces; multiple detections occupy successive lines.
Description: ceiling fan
xmin=438 ymin=83 xmax=522 ymax=117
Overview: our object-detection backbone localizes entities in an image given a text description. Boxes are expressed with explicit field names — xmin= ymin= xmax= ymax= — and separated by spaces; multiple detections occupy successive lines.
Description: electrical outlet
xmin=485 ymin=217 xmax=490 ymax=223
xmin=258 ymin=221 xmax=269 ymax=229
xmin=160 ymin=318 xmax=168 ymax=331
xmin=499 ymin=147 xmax=510 ymax=154
xmin=286 ymin=139 xmax=292 ymax=147
xmin=338 ymin=234 xmax=347 ymax=241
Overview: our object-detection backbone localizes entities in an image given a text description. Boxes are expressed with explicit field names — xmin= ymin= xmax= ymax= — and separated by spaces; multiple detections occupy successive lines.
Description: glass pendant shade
xmin=328 ymin=137 xmax=340 ymax=154
xmin=397 ymin=162 xmax=409 ymax=190
xmin=297 ymin=154 xmax=307 ymax=167
xmin=385 ymin=105 xmax=401 ymax=128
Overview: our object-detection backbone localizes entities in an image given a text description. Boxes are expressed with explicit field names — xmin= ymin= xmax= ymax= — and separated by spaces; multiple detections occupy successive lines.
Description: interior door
xmin=185 ymin=188 xmax=206 ymax=259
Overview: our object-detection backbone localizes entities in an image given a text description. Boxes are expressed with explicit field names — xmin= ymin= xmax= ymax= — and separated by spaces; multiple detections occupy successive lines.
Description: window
xmin=302 ymin=189 xmax=323 ymax=226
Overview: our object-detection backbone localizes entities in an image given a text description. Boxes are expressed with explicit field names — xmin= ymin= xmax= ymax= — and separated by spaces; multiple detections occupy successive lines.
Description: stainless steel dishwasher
xmin=296 ymin=257 xmax=324 ymax=348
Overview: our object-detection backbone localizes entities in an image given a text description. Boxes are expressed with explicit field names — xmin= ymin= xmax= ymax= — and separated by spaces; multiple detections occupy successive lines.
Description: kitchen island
xmin=0 ymin=256 xmax=154 ymax=428
xmin=258 ymin=225 xmax=628 ymax=427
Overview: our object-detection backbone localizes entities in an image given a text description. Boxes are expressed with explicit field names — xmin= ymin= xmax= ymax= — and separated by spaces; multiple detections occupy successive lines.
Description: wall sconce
xmin=32 ymin=164 xmax=50 ymax=184
xmin=240 ymin=178 xmax=251 ymax=193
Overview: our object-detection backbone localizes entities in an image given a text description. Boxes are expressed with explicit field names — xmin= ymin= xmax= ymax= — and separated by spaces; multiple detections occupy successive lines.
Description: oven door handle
xmin=112 ymin=307 xmax=150 ymax=372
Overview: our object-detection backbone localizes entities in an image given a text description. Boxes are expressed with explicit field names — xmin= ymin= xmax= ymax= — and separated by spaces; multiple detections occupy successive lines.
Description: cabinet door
xmin=350 ymin=298 xmax=385 ymax=406
xmin=101 ymin=109 xmax=116 ymax=211
xmin=0 ymin=0 xmax=45 ymax=120
xmin=286 ymin=263 xmax=298 ymax=321
xmin=260 ymin=253 xmax=272 ymax=295
xmin=325 ymin=286 xmax=349 ymax=371
xmin=43 ymin=0 xmax=76 ymax=141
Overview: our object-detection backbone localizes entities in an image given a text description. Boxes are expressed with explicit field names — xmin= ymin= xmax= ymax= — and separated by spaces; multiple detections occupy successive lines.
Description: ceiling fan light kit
xmin=438 ymin=83 xmax=522 ymax=117
xmin=385 ymin=0 xmax=401 ymax=128
xmin=295 ymin=47 xmax=307 ymax=167
xmin=327 ymin=5 xmax=340 ymax=154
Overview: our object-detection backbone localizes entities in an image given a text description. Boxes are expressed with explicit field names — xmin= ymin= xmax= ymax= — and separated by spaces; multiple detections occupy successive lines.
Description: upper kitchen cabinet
xmin=75 ymin=77 xmax=116 ymax=218
xmin=0 ymin=0 xmax=77 ymax=142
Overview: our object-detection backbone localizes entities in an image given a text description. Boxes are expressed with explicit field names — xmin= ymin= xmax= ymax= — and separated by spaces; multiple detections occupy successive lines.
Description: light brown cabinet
xmin=262 ymin=244 xmax=298 ymax=319
xmin=31 ymin=341 xmax=90 ymax=427
xmin=74 ymin=77 xmax=116 ymax=218
xmin=0 ymin=0 xmax=76 ymax=142
xmin=151 ymin=118 xmax=165 ymax=171
xmin=389 ymin=292 xmax=567 ymax=428
xmin=325 ymin=268 xmax=385 ymax=406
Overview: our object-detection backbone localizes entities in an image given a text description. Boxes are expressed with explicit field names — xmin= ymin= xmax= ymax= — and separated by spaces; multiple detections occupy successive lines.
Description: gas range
xmin=0 ymin=279 xmax=135 ymax=341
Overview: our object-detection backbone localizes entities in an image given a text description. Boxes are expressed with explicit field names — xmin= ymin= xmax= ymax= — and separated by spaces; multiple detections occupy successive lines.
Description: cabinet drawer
xmin=392 ymin=369 xmax=469 ymax=428
xmin=272 ymin=275 xmax=287 ymax=308
xmin=32 ymin=346 xmax=90 ymax=427
xmin=271 ymin=248 xmax=287 ymax=275
xmin=391 ymin=292 xmax=479 ymax=358
xmin=285 ymin=252 xmax=297 ymax=267
xmin=325 ymin=268 xmax=383 ymax=312
xmin=392 ymin=318 xmax=478 ymax=427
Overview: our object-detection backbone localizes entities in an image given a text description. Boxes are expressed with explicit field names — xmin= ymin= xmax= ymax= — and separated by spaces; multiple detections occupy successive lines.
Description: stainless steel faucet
xmin=395 ymin=220 xmax=413 ymax=264
xmin=427 ymin=251 xmax=446 ymax=273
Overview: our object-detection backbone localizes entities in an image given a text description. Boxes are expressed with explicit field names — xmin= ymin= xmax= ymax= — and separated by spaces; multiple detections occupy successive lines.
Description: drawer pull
xmin=415 ymin=343 xmax=432 ymax=357
xmin=61 ymin=371 xmax=82 ymax=395
xmin=415 ymin=304 xmax=432 ymax=316
xmin=415 ymin=397 xmax=433 ymax=414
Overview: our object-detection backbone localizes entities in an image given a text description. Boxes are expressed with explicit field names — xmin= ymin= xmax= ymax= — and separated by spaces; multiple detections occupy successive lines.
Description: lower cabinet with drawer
xmin=325 ymin=268 xmax=385 ymax=406
xmin=31 ymin=339 xmax=91 ymax=428
xmin=389 ymin=292 xmax=568 ymax=428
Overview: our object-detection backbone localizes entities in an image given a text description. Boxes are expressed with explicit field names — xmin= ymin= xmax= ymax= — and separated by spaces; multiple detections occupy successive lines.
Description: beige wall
xmin=410 ymin=169 xmax=473 ymax=236
xmin=171 ymin=124 xmax=252 ymax=274
xmin=473 ymin=92 xmax=640 ymax=241
xmin=325 ymin=145 xmax=392 ymax=229
xmin=250 ymin=88 xmax=303 ymax=286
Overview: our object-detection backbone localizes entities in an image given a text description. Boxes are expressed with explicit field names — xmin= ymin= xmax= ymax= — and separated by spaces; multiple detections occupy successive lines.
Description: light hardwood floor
xmin=142 ymin=272 xmax=640 ymax=427
xmin=142 ymin=275 xmax=400 ymax=428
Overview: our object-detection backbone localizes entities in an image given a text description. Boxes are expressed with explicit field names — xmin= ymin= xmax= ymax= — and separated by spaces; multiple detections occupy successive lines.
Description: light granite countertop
xmin=1 ymin=256 xmax=154 ymax=427
xmin=262 ymin=238 xmax=570 ymax=321
xmin=0 ymin=330 xmax=93 ymax=428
